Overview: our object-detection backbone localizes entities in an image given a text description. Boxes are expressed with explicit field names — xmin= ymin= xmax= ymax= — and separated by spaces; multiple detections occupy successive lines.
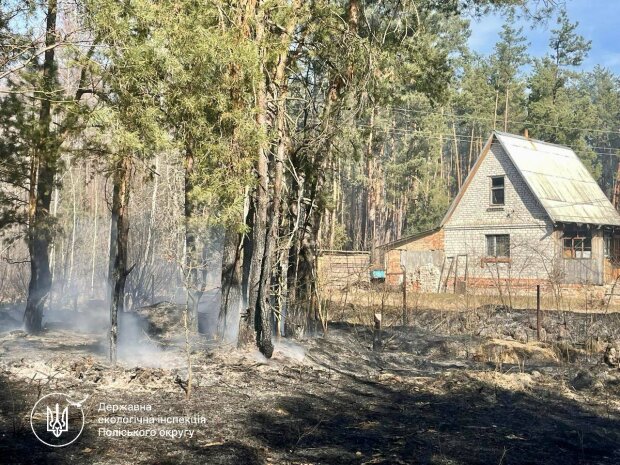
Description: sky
xmin=468 ymin=0 xmax=620 ymax=74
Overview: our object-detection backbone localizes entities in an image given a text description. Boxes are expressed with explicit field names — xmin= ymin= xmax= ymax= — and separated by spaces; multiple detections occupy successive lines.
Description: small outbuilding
xmin=379 ymin=228 xmax=444 ymax=290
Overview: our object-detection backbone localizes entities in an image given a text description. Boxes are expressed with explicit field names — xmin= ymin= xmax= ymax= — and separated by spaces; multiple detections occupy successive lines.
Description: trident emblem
xmin=46 ymin=403 xmax=69 ymax=438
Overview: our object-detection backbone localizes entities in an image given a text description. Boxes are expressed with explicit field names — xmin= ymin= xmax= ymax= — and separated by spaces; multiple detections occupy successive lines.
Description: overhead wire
xmin=355 ymin=122 xmax=620 ymax=161
xmin=387 ymin=106 xmax=620 ymax=137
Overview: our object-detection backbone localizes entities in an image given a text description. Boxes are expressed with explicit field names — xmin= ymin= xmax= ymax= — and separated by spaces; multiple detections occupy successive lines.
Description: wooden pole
xmin=493 ymin=90 xmax=499 ymax=130
xmin=536 ymin=284 xmax=541 ymax=341
xmin=373 ymin=313 xmax=382 ymax=351
xmin=401 ymin=266 xmax=407 ymax=326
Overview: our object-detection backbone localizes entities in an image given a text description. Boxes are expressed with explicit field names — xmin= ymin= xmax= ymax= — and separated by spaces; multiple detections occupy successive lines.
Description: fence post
xmin=401 ymin=265 xmax=407 ymax=326
xmin=536 ymin=284 xmax=541 ymax=341
xmin=373 ymin=313 xmax=382 ymax=351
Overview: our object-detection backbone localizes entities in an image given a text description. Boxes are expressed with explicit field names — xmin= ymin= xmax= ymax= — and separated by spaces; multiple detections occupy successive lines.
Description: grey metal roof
xmin=495 ymin=131 xmax=620 ymax=226
xmin=378 ymin=227 xmax=441 ymax=249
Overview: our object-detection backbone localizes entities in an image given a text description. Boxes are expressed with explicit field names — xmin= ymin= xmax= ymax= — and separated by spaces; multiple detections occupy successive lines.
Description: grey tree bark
xmin=108 ymin=156 xmax=132 ymax=364
xmin=24 ymin=0 xmax=58 ymax=333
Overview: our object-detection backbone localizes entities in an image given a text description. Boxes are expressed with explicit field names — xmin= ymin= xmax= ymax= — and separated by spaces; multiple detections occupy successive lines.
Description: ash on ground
xmin=1 ymin=304 xmax=619 ymax=465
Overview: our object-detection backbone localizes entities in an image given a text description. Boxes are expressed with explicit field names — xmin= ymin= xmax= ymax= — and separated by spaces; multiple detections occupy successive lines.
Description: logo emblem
xmin=47 ymin=403 xmax=69 ymax=437
xmin=30 ymin=393 xmax=86 ymax=447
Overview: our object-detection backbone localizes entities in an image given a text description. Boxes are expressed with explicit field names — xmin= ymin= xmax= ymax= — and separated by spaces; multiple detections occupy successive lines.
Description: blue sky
xmin=468 ymin=0 xmax=620 ymax=73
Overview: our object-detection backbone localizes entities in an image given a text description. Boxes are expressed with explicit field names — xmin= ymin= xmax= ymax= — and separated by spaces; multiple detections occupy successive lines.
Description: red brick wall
xmin=397 ymin=229 xmax=444 ymax=252
xmin=386 ymin=249 xmax=402 ymax=286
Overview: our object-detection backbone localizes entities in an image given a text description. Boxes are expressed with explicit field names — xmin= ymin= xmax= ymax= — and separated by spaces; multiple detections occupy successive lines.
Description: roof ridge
xmin=493 ymin=130 xmax=573 ymax=151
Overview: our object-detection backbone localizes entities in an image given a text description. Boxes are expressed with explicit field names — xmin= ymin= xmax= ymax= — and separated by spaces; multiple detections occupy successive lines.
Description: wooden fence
xmin=317 ymin=250 xmax=371 ymax=289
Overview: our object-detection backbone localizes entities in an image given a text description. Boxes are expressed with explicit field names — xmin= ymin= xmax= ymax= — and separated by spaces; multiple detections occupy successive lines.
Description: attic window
xmin=490 ymin=176 xmax=505 ymax=205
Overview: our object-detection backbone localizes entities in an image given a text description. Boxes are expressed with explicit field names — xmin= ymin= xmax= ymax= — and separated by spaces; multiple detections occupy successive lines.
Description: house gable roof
xmin=441 ymin=131 xmax=620 ymax=227
xmin=495 ymin=131 xmax=620 ymax=227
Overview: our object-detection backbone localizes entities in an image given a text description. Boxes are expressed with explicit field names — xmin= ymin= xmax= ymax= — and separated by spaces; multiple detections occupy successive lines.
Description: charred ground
xmin=1 ymin=303 xmax=619 ymax=465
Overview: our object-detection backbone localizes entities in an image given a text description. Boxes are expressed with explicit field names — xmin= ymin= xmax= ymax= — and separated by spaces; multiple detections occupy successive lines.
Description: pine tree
xmin=527 ymin=8 xmax=599 ymax=179
xmin=85 ymin=0 xmax=172 ymax=361
xmin=489 ymin=9 xmax=529 ymax=132
xmin=0 ymin=1 xmax=98 ymax=332
xmin=581 ymin=67 xmax=620 ymax=200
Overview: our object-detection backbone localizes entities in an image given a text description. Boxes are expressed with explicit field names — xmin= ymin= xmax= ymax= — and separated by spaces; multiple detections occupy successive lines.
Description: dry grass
xmin=324 ymin=285 xmax=620 ymax=319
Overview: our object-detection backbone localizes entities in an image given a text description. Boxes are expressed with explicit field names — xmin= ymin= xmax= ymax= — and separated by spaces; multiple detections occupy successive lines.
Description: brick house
xmin=380 ymin=131 xmax=620 ymax=290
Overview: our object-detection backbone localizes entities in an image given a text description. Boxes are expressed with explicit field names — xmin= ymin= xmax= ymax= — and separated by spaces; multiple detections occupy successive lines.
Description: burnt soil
xmin=1 ymin=304 xmax=619 ymax=465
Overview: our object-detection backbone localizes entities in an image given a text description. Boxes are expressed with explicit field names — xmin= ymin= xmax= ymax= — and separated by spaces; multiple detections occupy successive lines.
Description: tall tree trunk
xmin=366 ymin=108 xmax=376 ymax=263
xmin=248 ymin=0 xmax=273 ymax=357
xmin=467 ymin=126 xmax=475 ymax=173
xmin=24 ymin=0 xmax=58 ymax=333
xmin=237 ymin=228 xmax=254 ymax=346
xmin=90 ymin=177 xmax=99 ymax=297
xmin=493 ymin=90 xmax=499 ymax=130
xmin=257 ymin=5 xmax=297 ymax=349
xmin=184 ymin=149 xmax=203 ymax=332
xmin=284 ymin=0 xmax=360 ymax=336
xmin=48 ymin=178 xmax=60 ymax=309
xmin=67 ymin=166 xmax=77 ymax=288
xmin=277 ymin=219 xmax=290 ymax=337
xmin=129 ymin=154 xmax=160 ymax=307
xmin=238 ymin=0 xmax=271 ymax=350
xmin=221 ymin=4 xmax=253 ymax=345
xmin=143 ymin=156 xmax=159 ymax=279
xmin=219 ymin=228 xmax=243 ymax=343
xmin=503 ymin=86 xmax=509 ymax=132
xmin=328 ymin=158 xmax=340 ymax=249
xmin=452 ymin=122 xmax=462 ymax=190
xmin=613 ymin=160 xmax=620 ymax=209
xmin=439 ymin=108 xmax=444 ymax=181
xmin=108 ymin=156 xmax=132 ymax=364
xmin=287 ymin=172 xmax=304 ymax=303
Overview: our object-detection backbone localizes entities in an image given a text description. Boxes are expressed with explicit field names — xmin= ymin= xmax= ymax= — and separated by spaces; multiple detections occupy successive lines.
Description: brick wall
xmin=398 ymin=229 xmax=444 ymax=251
xmin=385 ymin=249 xmax=403 ymax=286
xmin=444 ymin=141 xmax=557 ymax=282
xmin=383 ymin=229 xmax=444 ymax=286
